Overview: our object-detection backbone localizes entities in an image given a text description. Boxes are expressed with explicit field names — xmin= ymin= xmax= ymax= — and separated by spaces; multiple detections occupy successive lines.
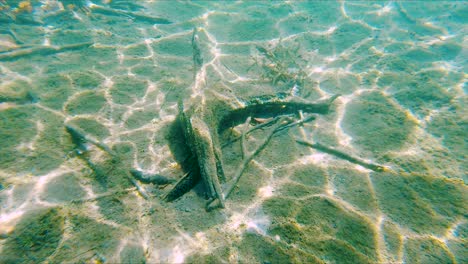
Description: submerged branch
xmin=296 ymin=139 xmax=387 ymax=172
xmin=90 ymin=5 xmax=172 ymax=24
xmin=0 ymin=42 xmax=93 ymax=61
xmin=224 ymin=116 xmax=307 ymax=200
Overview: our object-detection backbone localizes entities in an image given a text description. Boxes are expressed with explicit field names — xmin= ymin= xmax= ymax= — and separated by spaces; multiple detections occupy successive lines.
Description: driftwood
xmin=65 ymin=125 xmax=153 ymax=200
xmin=164 ymin=28 xmax=340 ymax=210
xmin=62 ymin=28 xmax=345 ymax=211
xmin=0 ymin=42 xmax=93 ymax=61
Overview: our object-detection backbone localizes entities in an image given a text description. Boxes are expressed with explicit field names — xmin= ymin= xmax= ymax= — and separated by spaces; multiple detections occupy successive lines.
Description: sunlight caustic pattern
xmin=0 ymin=1 xmax=466 ymax=263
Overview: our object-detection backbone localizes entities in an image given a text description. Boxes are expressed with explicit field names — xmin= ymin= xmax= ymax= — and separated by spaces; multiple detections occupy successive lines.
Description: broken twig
xmin=296 ymin=139 xmax=387 ymax=172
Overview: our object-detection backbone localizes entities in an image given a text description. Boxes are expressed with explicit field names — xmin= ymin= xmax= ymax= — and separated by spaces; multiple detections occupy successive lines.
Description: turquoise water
xmin=0 ymin=1 xmax=467 ymax=263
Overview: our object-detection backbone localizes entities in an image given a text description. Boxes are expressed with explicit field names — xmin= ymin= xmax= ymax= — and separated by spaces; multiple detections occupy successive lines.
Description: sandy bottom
xmin=0 ymin=1 xmax=466 ymax=263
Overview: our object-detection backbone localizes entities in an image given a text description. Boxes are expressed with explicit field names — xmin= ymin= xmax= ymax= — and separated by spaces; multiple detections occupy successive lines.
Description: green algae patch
xmin=49 ymin=30 xmax=93 ymax=46
xmin=382 ymin=221 xmax=403 ymax=261
xmin=110 ymin=76 xmax=148 ymax=105
xmin=87 ymin=154 xmax=133 ymax=191
xmin=120 ymin=130 xmax=153 ymax=168
xmin=97 ymin=196 xmax=136 ymax=226
xmin=342 ymin=91 xmax=416 ymax=154
xmin=35 ymin=74 xmax=72 ymax=110
xmin=175 ymin=203 xmax=226 ymax=232
xmin=124 ymin=108 xmax=159 ymax=129
xmin=371 ymin=172 xmax=464 ymax=234
xmin=304 ymin=238 xmax=374 ymax=264
xmin=296 ymin=197 xmax=377 ymax=260
xmin=70 ymin=70 xmax=104 ymax=90
xmin=456 ymin=221 xmax=468 ymax=239
xmin=331 ymin=22 xmax=372 ymax=53
xmin=131 ymin=64 xmax=163 ymax=82
xmin=28 ymin=151 xmax=65 ymax=175
xmin=0 ymin=80 xmax=37 ymax=104
xmin=404 ymin=238 xmax=455 ymax=264
xmin=377 ymin=72 xmax=413 ymax=88
xmin=295 ymin=2 xmax=341 ymax=25
xmin=238 ymin=233 xmax=295 ymax=264
xmin=0 ymin=107 xmax=36 ymax=150
xmin=79 ymin=46 xmax=119 ymax=75
xmin=207 ymin=15 xmax=278 ymax=42
xmin=263 ymin=197 xmax=299 ymax=218
xmin=331 ymin=168 xmax=378 ymax=214
xmin=152 ymin=0 xmax=205 ymax=21
xmin=447 ymin=241 xmax=468 ymax=264
xmin=31 ymin=109 xmax=68 ymax=174
xmin=392 ymin=79 xmax=453 ymax=117
xmin=426 ymin=107 xmax=467 ymax=174
xmin=377 ymin=55 xmax=417 ymax=73
xmin=405 ymin=174 xmax=467 ymax=221
xmin=290 ymin=164 xmax=327 ymax=189
xmin=65 ymin=91 xmax=107 ymax=115
xmin=278 ymin=182 xmax=316 ymax=198
xmin=157 ymin=75 xmax=192 ymax=103
xmin=0 ymin=208 xmax=64 ymax=264
xmin=0 ymin=106 xmax=67 ymax=174
xmin=430 ymin=42 xmax=462 ymax=60
xmin=125 ymin=44 xmax=151 ymax=58
xmin=185 ymin=246 xmax=232 ymax=264
xmin=320 ymin=72 xmax=360 ymax=95
xmin=219 ymin=55 xmax=254 ymax=77
xmin=255 ymin=131 xmax=299 ymax=167
xmin=112 ymin=142 xmax=137 ymax=167
xmin=151 ymin=36 xmax=192 ymax=57
xmin=41 ymin=173 xmax=86 ymax=203
xmin=402 ymin=48 xmax=439 ymax=63
xmin=219 ymin=43 xmax=252 ymax=55
xmin=278 ymin=13 xmax=317 ymax=35
xmin=120 ymin=244 xmax=146 ymax=264
xmin=268 ymin=220 xmax=305 ymax=245
xmin=294 ymin=33 xmax=335 ymax=56
xmin=349 ymin=55 xmax=381 ymax=73
xmin=67 ymin=117 xmax=110 ymax=140
xmin=51 ymin=214 xmax=120 ymax=263
xmin=229 ymin=164 xmax=270 ymax=206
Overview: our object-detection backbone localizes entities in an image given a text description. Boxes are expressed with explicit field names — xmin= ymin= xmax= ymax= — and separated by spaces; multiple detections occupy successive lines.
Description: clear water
xmin=0 ymin=1 xmax=466 ymax=263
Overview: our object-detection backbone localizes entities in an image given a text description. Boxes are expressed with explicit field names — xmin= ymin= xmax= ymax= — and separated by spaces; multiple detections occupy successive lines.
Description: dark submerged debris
xmin=218 ymin=94 xmax=340 ymax=132
xmin=130 ymin=169 xmax=175 ymax=185
xmin=162 ymin=29 xmax=342 ymax=210
xmin=65 ymin=125 xmax=120 ymax=188
xmin=0 ymin=42 xmax=93 ymax=61
xmin=65 ymin=125 xmax=88 ymax=153
xmin=165 ymin=94 xmax=339 ymax=210
xmin=163 ymin=150 xmax=202 ymax=202
xmin=65 ymin=125 xmax=115 ymax=156
xmin=253 ymin=42 xmax=308 ymax=89
xmin=65 ymin=124 xmax=173 ymax=197
xmin=165 ymin=170 xmax=201 ymax=202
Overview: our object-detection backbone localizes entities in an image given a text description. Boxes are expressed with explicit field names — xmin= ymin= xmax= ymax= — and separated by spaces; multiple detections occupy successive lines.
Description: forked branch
xmin=223 ymin=115 xmax=316 ymax=200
